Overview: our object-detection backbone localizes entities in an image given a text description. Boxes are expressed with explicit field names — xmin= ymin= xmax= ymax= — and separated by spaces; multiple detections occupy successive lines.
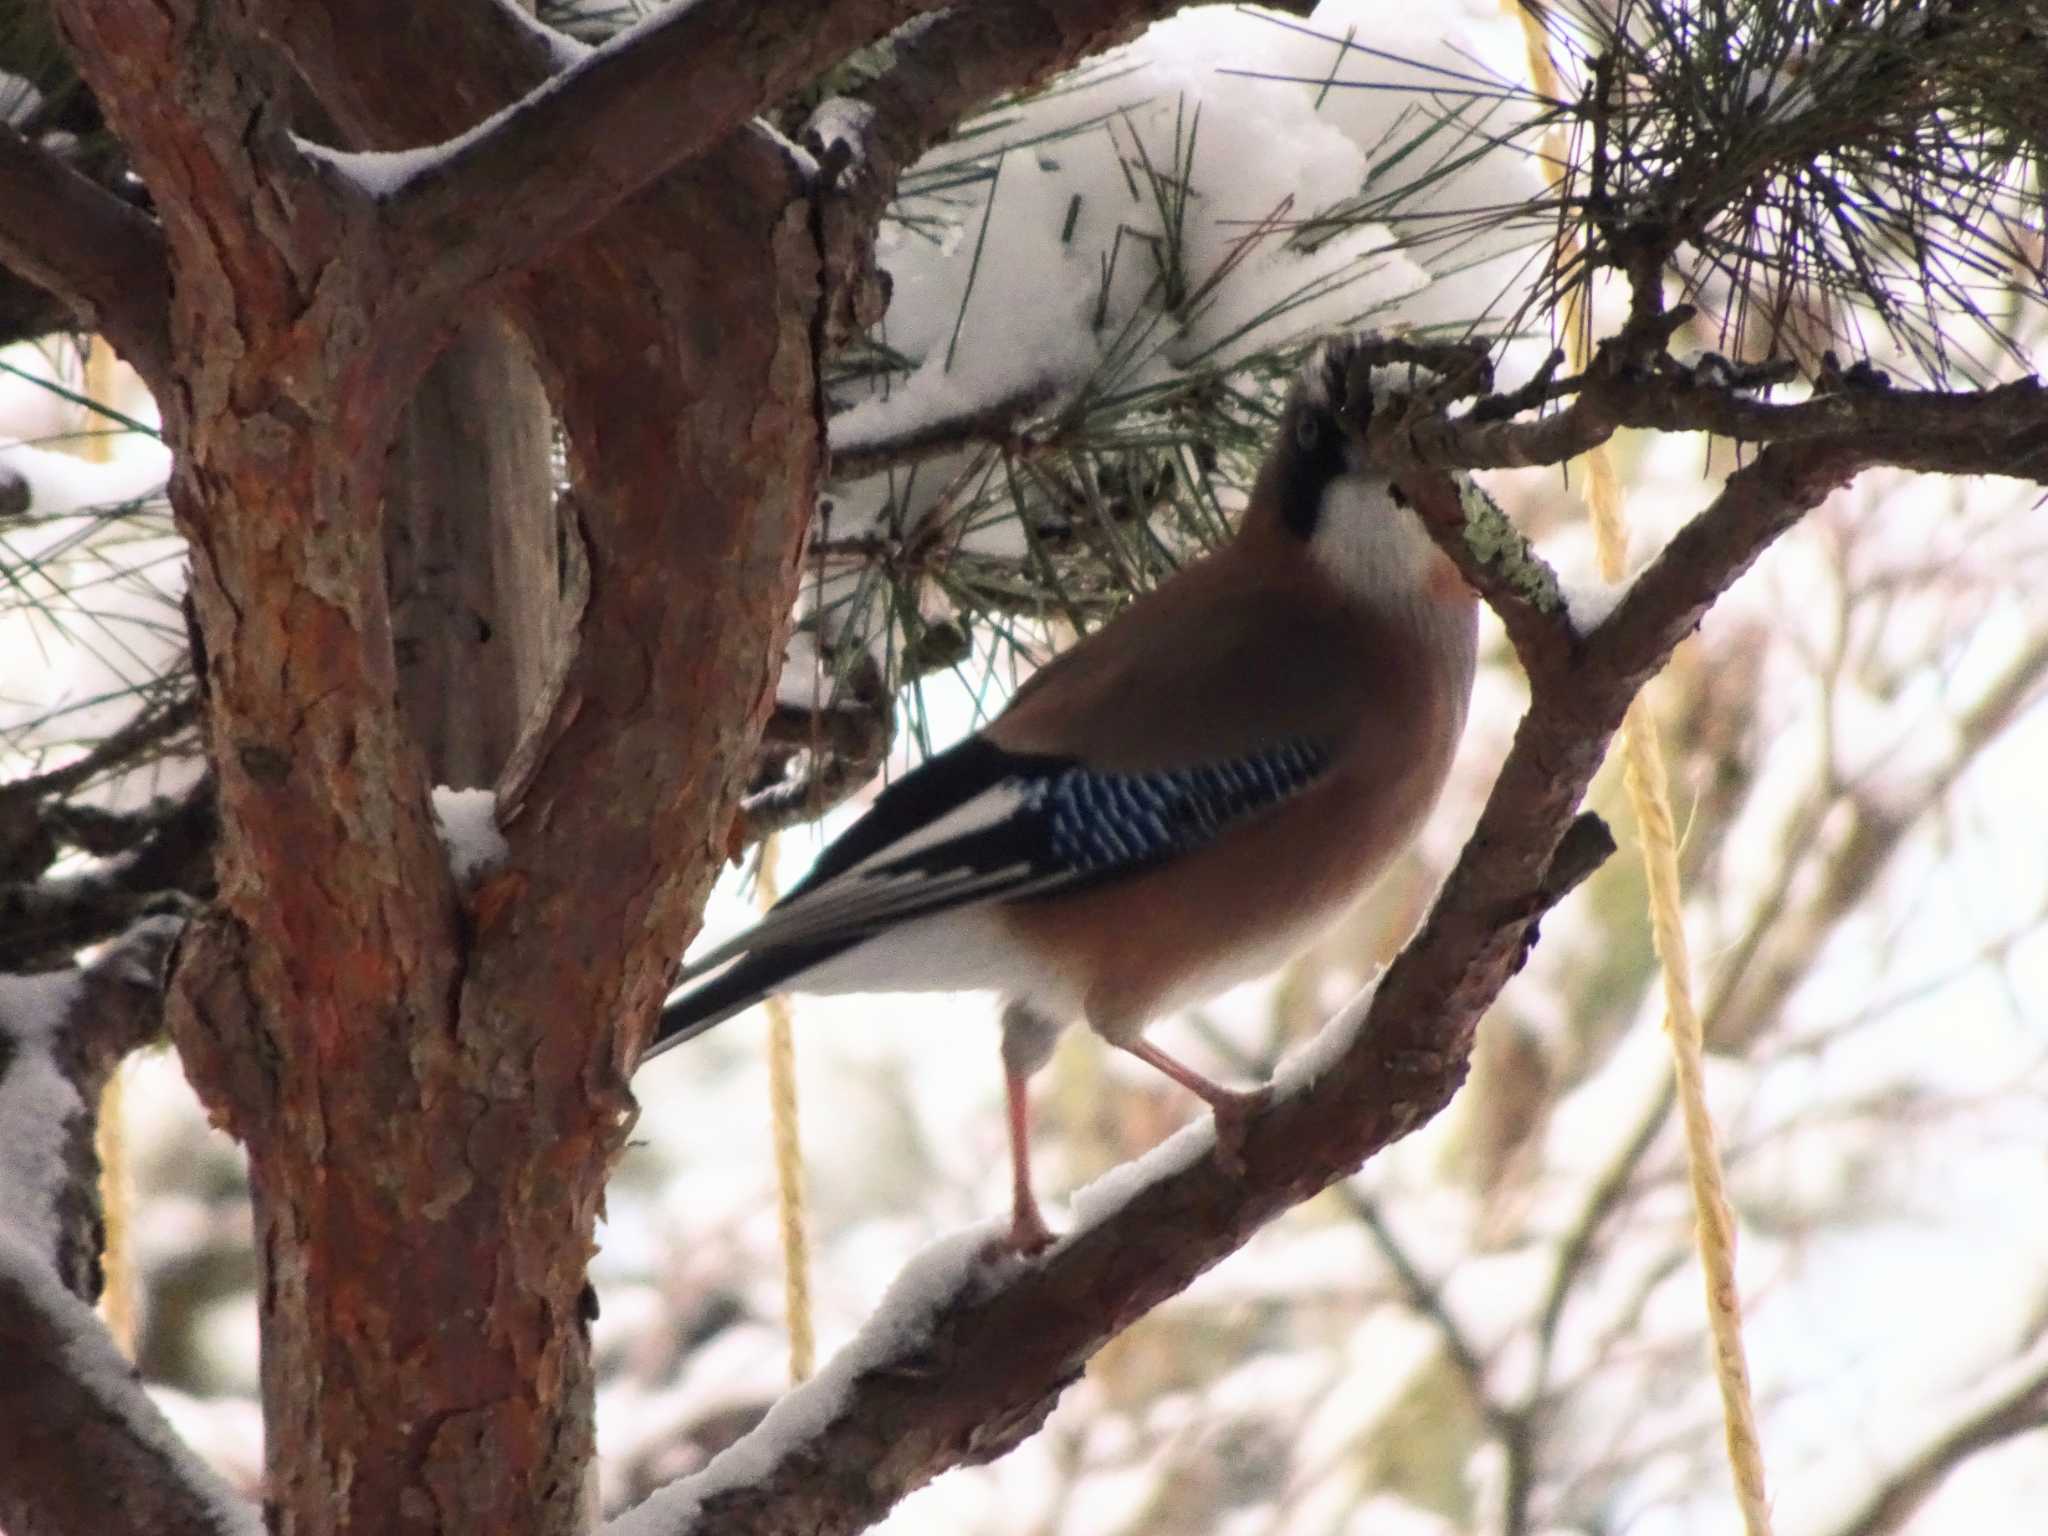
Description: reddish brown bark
xmin=45 ymin=0 xmax=824 ymax=1527
xmin=32 ymin=1 xmax=1215 ymax=1531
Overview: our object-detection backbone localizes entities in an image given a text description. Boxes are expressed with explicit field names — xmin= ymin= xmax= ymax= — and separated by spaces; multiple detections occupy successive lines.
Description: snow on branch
xmin=0 ymin=1248 xmax=262 ymax=1536
xmin=0 ymin=914 xmax=251 ymax=1536
xmin=803 ymin=0 xmax=1319 ymax=347
xmin=814 ymin=0 xmax=1320 ymax=210
xmin=0 ymin=913 xmax=184 ymax=1292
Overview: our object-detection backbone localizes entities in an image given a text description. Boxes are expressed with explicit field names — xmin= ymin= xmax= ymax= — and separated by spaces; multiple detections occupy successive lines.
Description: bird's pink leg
xmin=1120 ymin=1038 xmax=1271 ymax=1174
xmin=1002 ymin=1066 xmax=1056 ymax=1255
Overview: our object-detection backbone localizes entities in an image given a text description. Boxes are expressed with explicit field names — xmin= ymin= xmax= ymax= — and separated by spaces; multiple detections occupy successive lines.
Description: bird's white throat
xmin=1308 ymin=474 xmax=1447 ymax=612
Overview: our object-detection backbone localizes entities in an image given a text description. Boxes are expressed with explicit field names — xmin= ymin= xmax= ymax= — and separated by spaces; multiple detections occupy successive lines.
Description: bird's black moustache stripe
xmin=1276 ymin=341 xmax=1372 ymax=540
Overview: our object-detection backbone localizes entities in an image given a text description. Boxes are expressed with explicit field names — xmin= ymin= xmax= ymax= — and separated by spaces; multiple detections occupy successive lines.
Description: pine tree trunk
xmin=56 ymin=5 xmax=826 ymax=1530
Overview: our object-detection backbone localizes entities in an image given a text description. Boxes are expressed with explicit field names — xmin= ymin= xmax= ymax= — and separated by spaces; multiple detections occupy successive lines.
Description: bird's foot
xmin=1208 ymin=1084 xmax=1273 ymax=1175
xmin=1120 ymin=1038 xmax=1273 ymax=1173
xmin=985 ymin=1205 xmax=1058 ymax=1262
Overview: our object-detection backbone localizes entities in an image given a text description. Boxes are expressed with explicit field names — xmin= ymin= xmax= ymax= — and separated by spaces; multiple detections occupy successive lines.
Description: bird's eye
xmin=1294 ymin=412 xmax=1322 ymax=451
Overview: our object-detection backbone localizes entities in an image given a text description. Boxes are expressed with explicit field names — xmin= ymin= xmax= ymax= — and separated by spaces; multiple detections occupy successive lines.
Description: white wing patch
xmin=674 ymin=781 xmax=1043 ymax=982
xmin=836 ymin=781 xmax=1033 ymax=878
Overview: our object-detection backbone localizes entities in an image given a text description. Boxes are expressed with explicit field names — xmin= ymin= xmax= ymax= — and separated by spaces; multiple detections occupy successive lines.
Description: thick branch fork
xmin=365 ymin=0 xmax=946 ymax=311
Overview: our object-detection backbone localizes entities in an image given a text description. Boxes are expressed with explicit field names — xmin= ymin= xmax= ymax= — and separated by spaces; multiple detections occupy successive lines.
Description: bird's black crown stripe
xmin=1277 ymin=399 xmax=1353 ymax=541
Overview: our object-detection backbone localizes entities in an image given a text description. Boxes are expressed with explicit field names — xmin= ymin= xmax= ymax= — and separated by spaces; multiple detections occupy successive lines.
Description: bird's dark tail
xmin=643 ymin=940 xmax=856 ymax=1061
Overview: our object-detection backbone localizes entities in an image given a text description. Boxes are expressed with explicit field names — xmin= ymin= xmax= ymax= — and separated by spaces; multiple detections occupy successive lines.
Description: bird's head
xmin=1246 ymin=336 xmax=1454 ymax=614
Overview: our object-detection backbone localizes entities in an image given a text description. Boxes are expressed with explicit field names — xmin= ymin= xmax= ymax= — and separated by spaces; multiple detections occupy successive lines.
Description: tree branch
xmin=1585 ymin=439 xmax=1873 ymax=689
xmin=0 ymin=782 xmax=215 ymax=973
xmin=829 ymin=380 xmax=1062 ymax=482
xmin=598 ymin=304 xmax=2003 ymax=1526
xmin=0 ymin=915 xmax=249 ymax=1536
xmin=732 ymin=749 xmax=888 ymax=848
xmin=0 ymin=914 xmax=184 ymax=1292
xmin=0 ymin=1252 xmax=259 ymax=1536
xmin=609 ymin=830 xmax=1622 ymax=1536
xmin=0 ymin=123 xmax=171 ymax=391
xmin=1405 ymin=354 xmax=2048 ymax=482
xmin=1388 ymin=356 xmax=2036 ymax=713
xmin=369 ymin=0 xmax=945 ymax=307
xmin=732 ymin=625 xmax=974 ymax=848
xmin=263 ymin=0 xmax=851 ymax=1036
xmin=0 ymin=691 xmax=198 ymax=812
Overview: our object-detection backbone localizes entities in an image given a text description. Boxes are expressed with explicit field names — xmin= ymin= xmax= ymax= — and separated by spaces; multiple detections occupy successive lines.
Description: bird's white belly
xmin=789 ymin=905 xmax=1086 ymax=1021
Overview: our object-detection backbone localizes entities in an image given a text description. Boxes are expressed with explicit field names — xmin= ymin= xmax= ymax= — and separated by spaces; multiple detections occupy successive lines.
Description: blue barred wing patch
xmin=1038 ymin=740 xmax=1329 ymax=876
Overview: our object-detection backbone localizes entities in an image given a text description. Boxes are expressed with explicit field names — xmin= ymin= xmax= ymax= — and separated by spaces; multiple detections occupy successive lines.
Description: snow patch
xmin=608 ymin=1226 xmax=998 ymax=1534
xmin=430 ymin=787 xmax=508 ymax=885
xmin=1066 ymin=1116 xmax=1217 ymax=1234
xmin=0 ymin=970 xmax=85 ymax=1262
xmin=1272 ymin=973 xmax=1381 ymax=1097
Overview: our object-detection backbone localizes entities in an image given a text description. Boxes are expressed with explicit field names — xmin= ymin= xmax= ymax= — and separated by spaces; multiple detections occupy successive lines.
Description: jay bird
xmin=646 ymin=336 xmax=1479 ymax=1252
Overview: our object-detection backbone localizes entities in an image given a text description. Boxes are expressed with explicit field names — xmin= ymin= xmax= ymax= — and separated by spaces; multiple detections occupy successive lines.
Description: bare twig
xmin=1709 ymin=626 xmax=2048 ymax=1050
xmin=0 ymin=691 xmax=198 ymax=809
xmin=830 ymin=380 xmax=1062 ymax=482
xmin=1813 ymin=1330 xmax=2048 ymax=1536
xmin=1337 ymin=1187 xmax=1507 ymax=1428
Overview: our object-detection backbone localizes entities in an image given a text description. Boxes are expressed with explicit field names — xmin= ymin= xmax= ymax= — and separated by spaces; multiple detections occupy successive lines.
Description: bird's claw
xmin=983 ymin=1199 xmax=1057 ymax=1262
xmin=1209 ymin=1084 xmax=1273 ymax=1175
xmin=984 ymin=1227 xmax=1055 ymax=1264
